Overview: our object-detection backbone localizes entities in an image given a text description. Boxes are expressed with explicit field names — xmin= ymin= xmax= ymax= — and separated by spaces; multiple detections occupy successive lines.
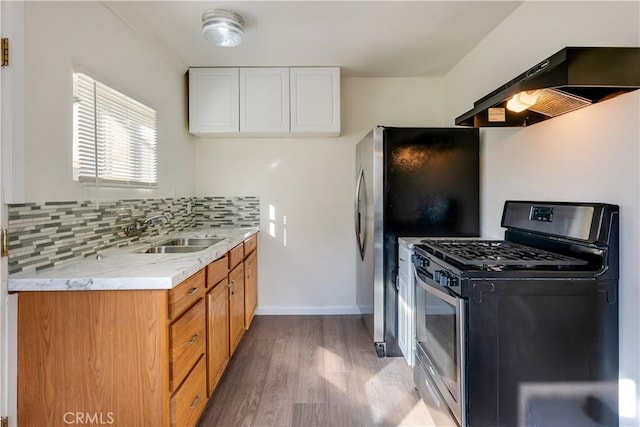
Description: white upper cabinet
xmin=188 ymin=68 xmax=239 ymax=134
xmin=290 ymin=67 xmax=340 ymax=136
xmin=240 ymin=68 xmax=290 ymax=133
xmin=188 ymin=67 xmax=340 ymax=137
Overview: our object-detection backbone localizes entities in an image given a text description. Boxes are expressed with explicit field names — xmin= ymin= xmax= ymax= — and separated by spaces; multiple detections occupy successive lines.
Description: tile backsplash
xmin=8 ymin=196 xmax=260 ymax=275
xmin=195 ymin=196 xmax=260 ymax=228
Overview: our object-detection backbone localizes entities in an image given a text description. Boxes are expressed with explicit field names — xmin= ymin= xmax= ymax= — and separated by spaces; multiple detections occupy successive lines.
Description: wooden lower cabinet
xmin=244 ymin=249 xmax=258 ymax=329
xmin=18 ymin=290 xmax=171 ymax=427
xmin=229 ymin=262 xmax=245 ymax=355
xmin=206 ymin=277 xmax=230 ymax=396
xmin=17 ymin=233 xmax=259 ymax=426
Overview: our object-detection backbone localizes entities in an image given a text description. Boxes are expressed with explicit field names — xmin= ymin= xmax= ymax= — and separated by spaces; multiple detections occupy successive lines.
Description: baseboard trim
xmin=255 ymin=305 xmax=361 ymax=315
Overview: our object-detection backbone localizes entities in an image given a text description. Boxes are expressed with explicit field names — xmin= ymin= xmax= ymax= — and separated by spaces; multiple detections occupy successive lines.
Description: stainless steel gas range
xmin=412 ymin=201 xmax=619 ymax=427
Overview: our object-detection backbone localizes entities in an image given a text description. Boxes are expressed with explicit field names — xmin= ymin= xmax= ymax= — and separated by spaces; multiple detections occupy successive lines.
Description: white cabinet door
xmin=189 ymin=68 xmax=239 ymax=134
xmin=240 ymin=68 xmax=289 ymax=133
xmin=398 ymin=242 xmax=415 ymax=367
xmin=290 ymin=67 xmax=340 ymax=135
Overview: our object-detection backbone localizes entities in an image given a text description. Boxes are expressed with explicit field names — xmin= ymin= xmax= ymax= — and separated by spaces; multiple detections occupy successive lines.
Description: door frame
xmin=0 ymin=2 xmax=23 ymax=426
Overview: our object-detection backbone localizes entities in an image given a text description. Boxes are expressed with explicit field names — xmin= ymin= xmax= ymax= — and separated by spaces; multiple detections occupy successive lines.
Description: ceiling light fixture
xmin=201 ymin=9 xmax=244 ymax=48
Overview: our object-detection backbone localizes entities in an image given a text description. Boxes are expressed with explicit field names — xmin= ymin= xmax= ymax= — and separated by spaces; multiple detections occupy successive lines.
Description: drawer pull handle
xmin=188 ymin=333 xmax=200 ymax=345
xmin=189 ymin=394 xmax=202 ymax=410
xmin=187 ymin=287 xmax=198 ymax=296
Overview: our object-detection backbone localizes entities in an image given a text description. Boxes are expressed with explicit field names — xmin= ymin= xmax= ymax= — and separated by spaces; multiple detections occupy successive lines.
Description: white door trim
xmin=0 ymin=2 xmax=23 ymax=426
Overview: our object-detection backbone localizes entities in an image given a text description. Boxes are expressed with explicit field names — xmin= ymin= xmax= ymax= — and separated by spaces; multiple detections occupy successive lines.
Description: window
xmin=73 ymin=73 xmax=157 ymax=187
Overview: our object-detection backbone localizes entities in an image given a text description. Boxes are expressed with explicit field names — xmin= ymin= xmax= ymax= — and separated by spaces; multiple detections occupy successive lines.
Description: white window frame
xmin=73 ymin=72 xmax=158 ymax=188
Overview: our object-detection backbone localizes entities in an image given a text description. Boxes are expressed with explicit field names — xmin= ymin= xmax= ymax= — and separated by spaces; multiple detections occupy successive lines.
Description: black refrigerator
xmin=355 ymin=126 xmax=480 ymax=357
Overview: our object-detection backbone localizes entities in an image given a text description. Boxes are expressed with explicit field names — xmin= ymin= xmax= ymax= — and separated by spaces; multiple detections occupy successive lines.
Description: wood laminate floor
xmin=197 ymin=315 xmax=436 ymax=427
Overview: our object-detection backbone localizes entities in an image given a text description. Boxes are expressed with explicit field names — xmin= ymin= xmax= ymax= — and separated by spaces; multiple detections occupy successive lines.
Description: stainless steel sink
xmin=141 ymin=246 xmax=206 ymax=254
xmin=162 ymin=237 xmax=224 ymax=247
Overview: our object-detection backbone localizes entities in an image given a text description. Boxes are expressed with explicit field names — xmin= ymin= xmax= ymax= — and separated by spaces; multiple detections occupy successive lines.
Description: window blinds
xmin=73 ymin=73 xmax=158 ymax=187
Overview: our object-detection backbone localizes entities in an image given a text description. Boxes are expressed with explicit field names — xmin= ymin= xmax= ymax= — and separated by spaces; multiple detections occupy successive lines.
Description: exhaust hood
xmin=455 ymin=47 xmax=640 ymax=127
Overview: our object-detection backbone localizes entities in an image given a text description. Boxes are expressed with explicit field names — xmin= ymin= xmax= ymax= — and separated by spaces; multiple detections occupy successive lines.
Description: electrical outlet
xmin=186 ymin=201 xmax=192 ymax=215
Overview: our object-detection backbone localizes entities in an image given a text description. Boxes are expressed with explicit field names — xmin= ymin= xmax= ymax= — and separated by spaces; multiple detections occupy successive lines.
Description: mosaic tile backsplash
xmin=195 ymin=196 xmax=260 ymax=228
xmin=8 ymin=196 xmax=260 ymax=275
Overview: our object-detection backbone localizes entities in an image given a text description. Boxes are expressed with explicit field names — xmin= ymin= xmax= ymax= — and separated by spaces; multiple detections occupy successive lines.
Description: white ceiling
xmin=105 ymin=1 xmax=523 ymax=77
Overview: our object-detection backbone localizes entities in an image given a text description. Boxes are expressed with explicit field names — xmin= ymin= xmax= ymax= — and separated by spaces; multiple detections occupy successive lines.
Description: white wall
xmin=19 ymin=1 xmax=194 ymax=203
xmin=444 ymin=2 xmax=640 ymax=425
xmin=194 ymin=77 xmax=445 ymax=314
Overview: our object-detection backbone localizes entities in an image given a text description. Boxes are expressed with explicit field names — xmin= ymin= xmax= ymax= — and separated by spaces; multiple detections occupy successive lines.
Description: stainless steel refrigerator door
xmin=372 ymin=126 xmax=385 ymax=346
xmin=355 ymin=129 xmax=382 ymax=344
xmin=355 ymin=127 xmax=389 ymax=350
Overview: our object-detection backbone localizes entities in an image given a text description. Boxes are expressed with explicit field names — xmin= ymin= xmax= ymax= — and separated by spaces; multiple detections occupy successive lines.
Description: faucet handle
xmin=123 ymin=220 xmax=147 ymax=236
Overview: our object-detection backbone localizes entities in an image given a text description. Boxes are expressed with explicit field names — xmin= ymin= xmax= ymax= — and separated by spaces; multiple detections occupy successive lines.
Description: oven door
xmin=414 ymin=262 xmax=466 ymax=426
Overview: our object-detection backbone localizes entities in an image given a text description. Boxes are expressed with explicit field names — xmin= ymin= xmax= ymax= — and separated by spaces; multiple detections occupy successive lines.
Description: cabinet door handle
xmin=187 ymin=287 xmax=198 ymax=295
xmin=188 ymin=333 xmax=200 ymax=345
xmin=189 ymin=394 xmax=202 ymax=410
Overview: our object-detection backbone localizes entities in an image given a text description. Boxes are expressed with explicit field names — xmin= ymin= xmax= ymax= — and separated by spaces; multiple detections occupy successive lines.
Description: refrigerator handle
xmin=355 ymin=165 xmax=366 ymax=260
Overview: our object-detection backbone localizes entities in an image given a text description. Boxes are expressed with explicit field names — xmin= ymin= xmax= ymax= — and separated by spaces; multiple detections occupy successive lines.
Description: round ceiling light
xmin=201 ymin=9 xmax=244 ymax=48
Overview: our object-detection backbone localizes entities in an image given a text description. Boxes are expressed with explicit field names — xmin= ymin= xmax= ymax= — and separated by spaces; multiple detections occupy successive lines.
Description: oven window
xmin=416 ymin=284 xmax=459 ymax=400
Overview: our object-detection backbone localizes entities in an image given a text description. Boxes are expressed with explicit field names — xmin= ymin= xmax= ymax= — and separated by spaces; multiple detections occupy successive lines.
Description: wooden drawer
xmin=243 ymin=234 xmax=257 ymax=258
xmin=169 ymin=269 xmax=205 ymax=320
xmin=171 ymin=356 xmax=207 ymax=427
xmin=229 ymin=244 xmax=244 ymax=269
xmin=170 ymin=299 xmax=206 ymax=392
xmin=207 ymin=254 xmax=228 ymax=288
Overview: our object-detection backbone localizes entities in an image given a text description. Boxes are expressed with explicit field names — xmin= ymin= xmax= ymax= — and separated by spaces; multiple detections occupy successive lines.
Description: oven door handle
xmin=414 ymin=266 xmax=460 ymax=306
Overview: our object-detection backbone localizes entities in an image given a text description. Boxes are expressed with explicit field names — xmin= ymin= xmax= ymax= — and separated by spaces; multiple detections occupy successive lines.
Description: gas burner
xmin=420 ymin=239 xmax=588 ymax=267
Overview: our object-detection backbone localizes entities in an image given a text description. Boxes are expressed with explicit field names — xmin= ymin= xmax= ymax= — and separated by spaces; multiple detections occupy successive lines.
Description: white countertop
xmin=8 ymin=227 xmax=259 ymax=292
xmin=398 ymin=237 xmax=424 ymax=248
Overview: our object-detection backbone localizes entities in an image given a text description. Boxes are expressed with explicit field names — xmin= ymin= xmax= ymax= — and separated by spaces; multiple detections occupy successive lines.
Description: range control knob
xmin=445 ymin=275 xmax=458 ymax=288
xmin=437 ymin=271 xmax=458 ymax=287
xmin=413 ymin=255 xmax=429 ymax=268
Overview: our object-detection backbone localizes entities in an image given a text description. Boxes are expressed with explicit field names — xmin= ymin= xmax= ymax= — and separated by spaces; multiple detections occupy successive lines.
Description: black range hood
xmin=455 ymin=47 xmax=640 ymax=127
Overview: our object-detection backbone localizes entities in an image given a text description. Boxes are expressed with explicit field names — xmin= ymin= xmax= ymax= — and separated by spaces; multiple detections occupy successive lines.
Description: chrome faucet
xmin=123 ymin=214 xmax=170 ymax=236
xmin=143 ymin=214 xmax=170 ymax=227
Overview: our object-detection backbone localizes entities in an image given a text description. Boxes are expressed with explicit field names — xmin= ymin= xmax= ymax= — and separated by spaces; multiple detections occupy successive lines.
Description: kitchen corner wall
xmin=16 ymin=1 xmax=195 ymax=203
xmin=444 ymin=2 xmax=640 ymax=425
xmin=194 ymin=77 xmax=445 ymax=314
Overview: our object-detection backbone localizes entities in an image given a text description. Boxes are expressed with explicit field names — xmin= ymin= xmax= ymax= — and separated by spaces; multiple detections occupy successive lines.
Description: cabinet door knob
xmin=188 ymin=333 xmax=201 ymax=345
xmin=189 ymin=394 xmax=202 ymax=410
xmin=187 ymin=287 xmax=198 ymax=295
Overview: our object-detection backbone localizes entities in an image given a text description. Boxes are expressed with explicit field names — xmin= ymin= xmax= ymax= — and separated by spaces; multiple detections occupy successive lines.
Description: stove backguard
xmin=501 ymin=201 xmax=618 ymax=245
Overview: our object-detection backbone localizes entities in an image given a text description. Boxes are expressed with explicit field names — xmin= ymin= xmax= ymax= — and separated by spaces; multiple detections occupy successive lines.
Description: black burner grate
xmin=420 ymin=239 xmax=588 ymax=267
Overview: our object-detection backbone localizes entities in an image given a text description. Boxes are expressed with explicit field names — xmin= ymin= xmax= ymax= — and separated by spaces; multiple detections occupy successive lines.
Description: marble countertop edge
xmin=8 ymin=227 xmax=259 ymax=292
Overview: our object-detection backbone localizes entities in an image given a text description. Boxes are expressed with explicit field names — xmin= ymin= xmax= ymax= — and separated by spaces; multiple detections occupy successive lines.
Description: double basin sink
xmin=140 ymin=237 xmax=224 ymax=254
